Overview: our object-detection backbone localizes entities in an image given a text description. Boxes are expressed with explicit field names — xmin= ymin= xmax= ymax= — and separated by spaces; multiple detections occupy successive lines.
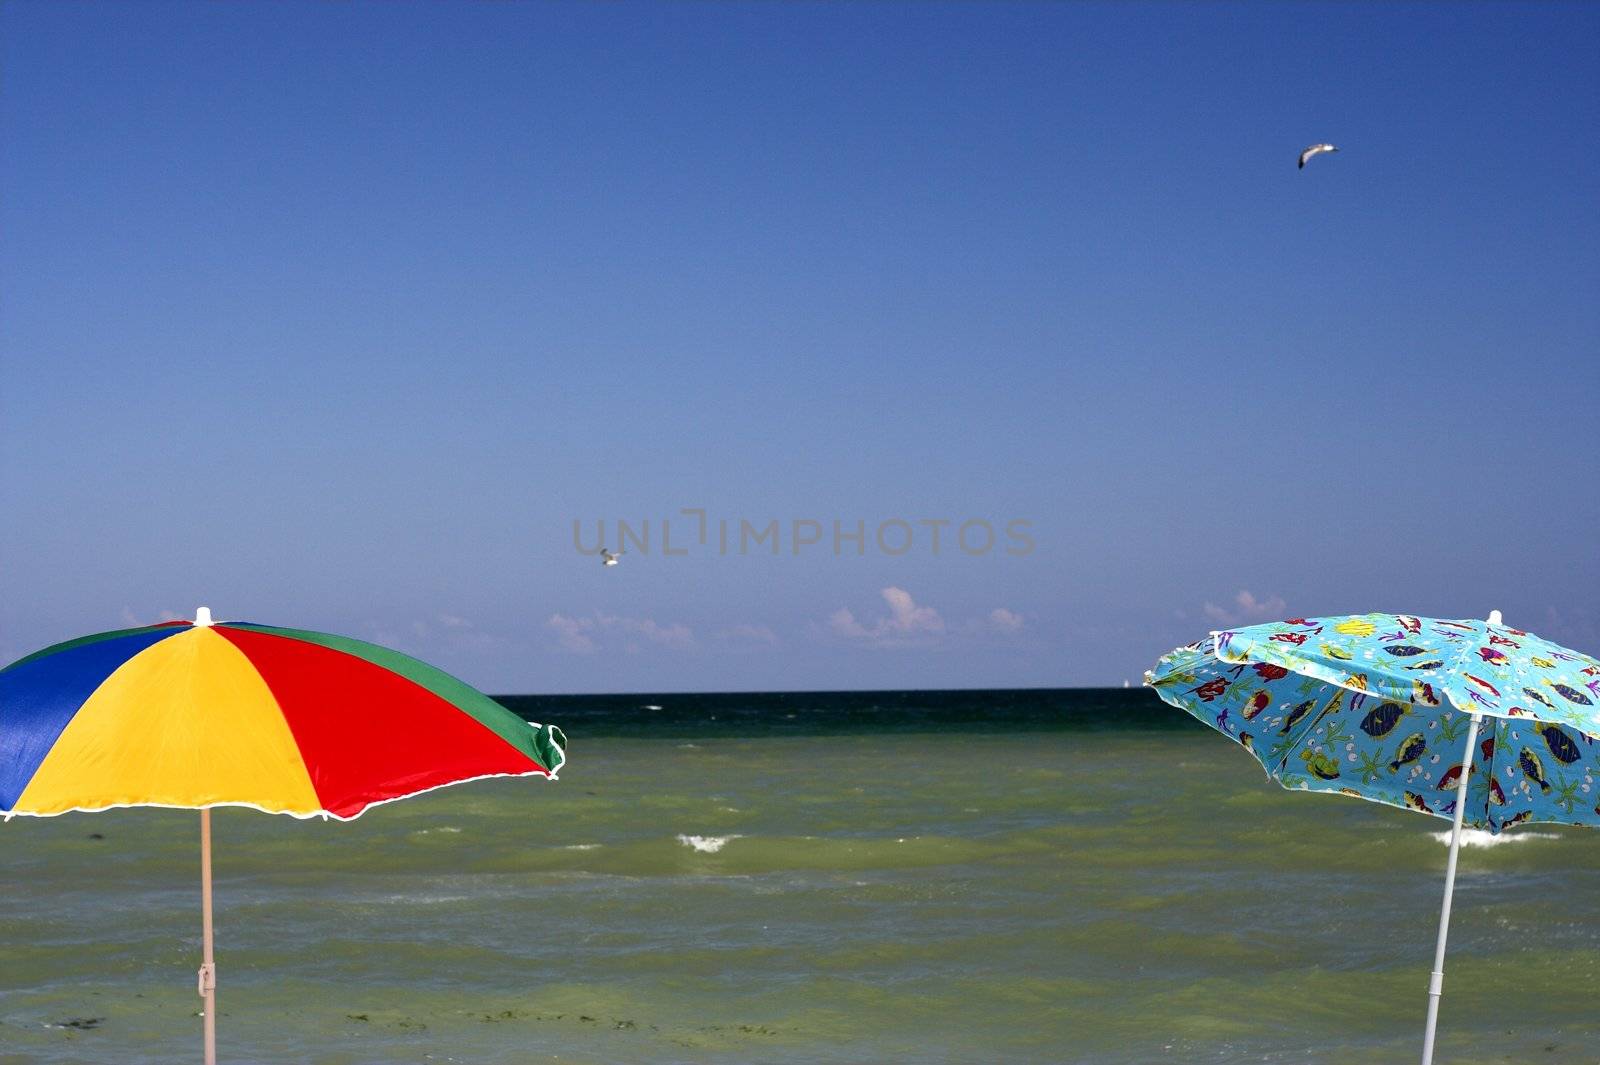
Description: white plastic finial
xmin=194 ymin=607 xmax=214 ymax=627
xmin=1487 ymin=610 xmax=1503 ymax=627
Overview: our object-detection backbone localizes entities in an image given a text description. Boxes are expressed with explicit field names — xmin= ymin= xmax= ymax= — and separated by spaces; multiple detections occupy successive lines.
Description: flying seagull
xmin=600 ymin=548 xmax=620 ymax=567
xmin=1298 ymin=143 xmax=1338 ymax=169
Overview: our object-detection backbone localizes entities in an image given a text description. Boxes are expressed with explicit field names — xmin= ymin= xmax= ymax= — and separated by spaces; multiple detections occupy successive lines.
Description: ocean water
xmin=3 ymin=689 xmax=1600 ymax=1064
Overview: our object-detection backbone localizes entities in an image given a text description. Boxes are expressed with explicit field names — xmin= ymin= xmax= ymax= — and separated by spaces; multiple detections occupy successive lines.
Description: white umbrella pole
xmin=1420 ymin=711 xmax=1482 ymax=1065
xmin=199 ymin=809 xmax=217 ymax=1065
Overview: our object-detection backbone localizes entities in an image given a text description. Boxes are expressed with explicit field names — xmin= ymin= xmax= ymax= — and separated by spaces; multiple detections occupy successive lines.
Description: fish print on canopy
xmin=1146 ymin=614 xmax=1600 ymax=833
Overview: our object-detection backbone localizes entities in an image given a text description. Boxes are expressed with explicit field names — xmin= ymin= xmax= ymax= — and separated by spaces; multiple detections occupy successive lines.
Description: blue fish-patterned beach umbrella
xmin=1147 ymin=611 xmax=1600 ymax=1065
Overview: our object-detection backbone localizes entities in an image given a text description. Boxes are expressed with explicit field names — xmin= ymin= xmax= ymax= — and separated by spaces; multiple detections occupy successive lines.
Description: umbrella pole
xmin=1420 ymin=711 xmax=1482 ymax=1065
xmin=199 ymin=809 xmax=217 ymax=1065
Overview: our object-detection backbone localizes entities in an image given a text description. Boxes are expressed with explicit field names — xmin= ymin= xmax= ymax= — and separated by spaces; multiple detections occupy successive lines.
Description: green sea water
xmin=3 ymin=690 xmax=1600 ymax=1064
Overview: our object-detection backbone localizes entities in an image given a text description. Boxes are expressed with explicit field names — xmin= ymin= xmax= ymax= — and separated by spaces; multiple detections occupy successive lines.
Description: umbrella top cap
xmin=194 ymin=607 xmax=214 ymax=627
xmin=1487 ymin=609 xmax=1503 ymax=626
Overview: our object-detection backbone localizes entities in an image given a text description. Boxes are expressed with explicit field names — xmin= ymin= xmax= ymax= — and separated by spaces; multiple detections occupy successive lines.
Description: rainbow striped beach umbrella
xmin=0 ymin=608 xmax=565 ymax=1064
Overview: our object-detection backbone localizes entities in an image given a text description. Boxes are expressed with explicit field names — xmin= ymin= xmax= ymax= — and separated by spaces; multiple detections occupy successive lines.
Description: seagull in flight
xmin=600 ymin=548 xmax=621 ymax=567
xmin=1298 ymin=143 xmax=1338 ymax=169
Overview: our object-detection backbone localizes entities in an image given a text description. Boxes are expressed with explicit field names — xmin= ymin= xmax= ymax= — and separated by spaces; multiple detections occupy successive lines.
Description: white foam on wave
xmin=677 ymin=834 xmax=740 ymax=853
xmin=375 ymin=893 xmax=470 ymax=905
xmin=411 ymin=826 xmax=463 ymax=836
xmin=562 ymin=843 xmax=601 ymax=851
xmin=1429 ymin=829 xmax=1561 ymax=848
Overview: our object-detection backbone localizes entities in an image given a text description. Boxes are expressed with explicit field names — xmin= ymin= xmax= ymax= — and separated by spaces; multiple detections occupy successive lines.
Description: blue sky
xmin=2 ymin=2 xmax=1596 ymax=692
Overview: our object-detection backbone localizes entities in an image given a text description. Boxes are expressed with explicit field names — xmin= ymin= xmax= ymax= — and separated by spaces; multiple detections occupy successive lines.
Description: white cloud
xmin=827 ymin=608 xmax=869 ymax=638
xmin=546 ymin=614 xmax=598 ymax=654
xmin=829 ymin=586 xmax=947 ymax=644
xmin=988 ymin=607 xmax=1025 ymax=632
xmin=715 ymin=623 xmax=779 ymax=645
xmin=1202 ymin=590 xmax=1288 ymax=626
xmin=545 ymin=611 xmax=695 ymax=654
xmin=397 ymin=613 xmax=507 ymax=654
xmin=828 ymin=588 xmax=1028 ymax=646
xmin=883 ymin=587 xmax=944 ymax=634
xmin=831 ymin=587 xmax=1033 ymax=647
xmin=621 ymin=616 xmax=695 ymax=650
